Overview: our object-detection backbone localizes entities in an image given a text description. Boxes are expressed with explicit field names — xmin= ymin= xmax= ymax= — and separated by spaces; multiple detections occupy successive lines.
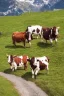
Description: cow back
xmin=43 ymin=28 xmax=51 ymax=40
xmin=12 ymin=32 xmax=26 ymax=42
xmin=14 ymin=57 xmax=21 ymax=66
xmin=39 ymin=60 xmax=47 ymax=70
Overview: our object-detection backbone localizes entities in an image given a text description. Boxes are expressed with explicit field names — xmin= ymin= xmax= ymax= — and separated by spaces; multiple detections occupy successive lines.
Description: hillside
xmin=0 ymin=9 xmax=64 ymax=96
xmin=0 ymin=0 xmax=64 ymax=15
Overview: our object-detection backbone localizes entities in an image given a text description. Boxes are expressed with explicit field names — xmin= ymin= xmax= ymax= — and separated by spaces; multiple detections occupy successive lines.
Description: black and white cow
xmin=28 ymin=56 xmax=49 ymax=79
xmin=26 ymin=25 xmax=43 ymax=39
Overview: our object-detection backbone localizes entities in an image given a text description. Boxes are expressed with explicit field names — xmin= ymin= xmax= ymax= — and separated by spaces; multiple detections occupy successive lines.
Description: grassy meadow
xmin=0 ymin=9 xmax=64 ymax=96
xmin=0 ymin=76 xmax=20 ymax=96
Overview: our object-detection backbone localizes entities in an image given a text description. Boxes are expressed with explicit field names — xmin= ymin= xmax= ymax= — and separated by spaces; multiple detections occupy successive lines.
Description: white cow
xmin=26 ymin=25 xmax=43 ymax=39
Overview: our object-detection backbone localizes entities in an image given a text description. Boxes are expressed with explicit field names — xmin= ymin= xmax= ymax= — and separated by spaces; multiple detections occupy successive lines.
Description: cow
xmin=7 ymin=54 xmax=29 ymax=71
xmin=26 ymin=25 xmax=43 ymax=39
xmin=28 ymin=56 xmax=49 ymax=79
xmin=42 ymin=26 xmax=60 ymax=43
xmin=12 ymin=31 xmax=33 ymax=47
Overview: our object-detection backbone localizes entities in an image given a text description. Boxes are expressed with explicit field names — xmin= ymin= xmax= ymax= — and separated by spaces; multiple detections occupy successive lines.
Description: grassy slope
xmin=0 ymin=9 xmax=64 ymax=96
xmin=0 ymin=76 xmax=19 ymax=96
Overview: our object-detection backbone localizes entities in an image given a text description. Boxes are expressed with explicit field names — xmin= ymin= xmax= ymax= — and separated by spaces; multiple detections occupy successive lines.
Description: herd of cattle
xmin=12 ymin=25 xmax=60 ymax=47
xmin=7 ymin=54 xmax=49 ymax=79
xmin=7 ymin=25 xmax=60 ymax=78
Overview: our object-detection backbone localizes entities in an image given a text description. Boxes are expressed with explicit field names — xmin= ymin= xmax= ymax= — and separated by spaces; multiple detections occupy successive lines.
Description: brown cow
xmin=42 ymin=26 xmax=60 ymax=43
xmin=12 ymin=32 xmax=33 ymax=47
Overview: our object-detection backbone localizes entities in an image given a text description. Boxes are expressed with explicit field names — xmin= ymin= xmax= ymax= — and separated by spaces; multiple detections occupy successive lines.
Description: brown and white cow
xmin=12 ymin=31 xmax=33 ymax=47
xmin=42 ymin=26 xmax=60 ymax=43
xmin=7 ymin=54 xmax=29 ymax=71
xmin=26 ymin=25 xmax=43 ymax=39
xmin=28 ymin=56 xmax=49 ymax=79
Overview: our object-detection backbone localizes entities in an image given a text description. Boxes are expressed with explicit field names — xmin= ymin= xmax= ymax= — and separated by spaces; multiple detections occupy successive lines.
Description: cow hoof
xmin=12 ymin=68 xmax=14 ymax=71
xmin=37 ymin=37 xmax=38 ymax=39
xmin=32 ymin=75 xmax=34 ymax=78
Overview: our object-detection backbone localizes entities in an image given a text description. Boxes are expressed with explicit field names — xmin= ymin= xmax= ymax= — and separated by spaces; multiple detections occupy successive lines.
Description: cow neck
xmin=30 ymin=57 xmax=37 ymax=70
xmin=10 ymin=55 xmax=13 ymax=64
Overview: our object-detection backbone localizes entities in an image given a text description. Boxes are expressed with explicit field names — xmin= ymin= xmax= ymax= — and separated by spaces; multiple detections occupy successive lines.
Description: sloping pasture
xmin=0 ymin=9 xmax=64 ymax=96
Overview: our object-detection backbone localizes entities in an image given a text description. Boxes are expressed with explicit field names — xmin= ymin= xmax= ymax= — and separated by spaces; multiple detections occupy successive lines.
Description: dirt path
xmin=0 ymin=72 xmax=48 ymax=96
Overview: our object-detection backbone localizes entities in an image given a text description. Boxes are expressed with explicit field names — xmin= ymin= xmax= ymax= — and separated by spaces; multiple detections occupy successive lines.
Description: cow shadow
xmin=21 ymin=71 xmax=47 ymax=80
xmin=4 ymin=68 xmax=24 ymax=74
xmin=4 ymin=68 xmax=12 ymax=74
xmin=5 ymin=45 xmax=30 ymax=49
xmin=37 ymin=42 xmax=53 ymax=48
xmin=22 ymin=72 xmax=32 ymax=80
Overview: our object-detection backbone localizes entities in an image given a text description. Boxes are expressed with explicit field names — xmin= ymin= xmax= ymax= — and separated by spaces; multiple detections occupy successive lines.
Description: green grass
xmin=0 ymin=9 xmax=64 ymax=96
xmin=0 ymin=76 xmax=20 ymax=96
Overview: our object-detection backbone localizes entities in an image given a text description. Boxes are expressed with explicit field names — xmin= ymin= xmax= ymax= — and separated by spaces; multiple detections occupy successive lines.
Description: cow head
xmin=25 ymin=32 xmax=33 ymax=47
xmin=27 ymin=57 xmax=37 ymax=70
xmin=28 ymin=57 xmax=34 ymax=65
xmin=49 ymin=26 xmax=60 ymax=43
xmin=51 ymin=26 xmax=60 ymax=37
xmin=7 ymin=54 xmax=13 ymax=65
xmin=7 ymin=54 xmax=15 ymax=70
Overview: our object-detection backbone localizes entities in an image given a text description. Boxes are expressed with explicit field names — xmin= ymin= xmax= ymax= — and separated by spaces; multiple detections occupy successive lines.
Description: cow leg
xmin=33 ymin=62 xmax=40 ymax=77
xmin=34 ymin=68 xmax=40 ymax=79
xmin=29 ymin=42 xmax=31 ymax=47
xmin=50 ymin=38 xmax=53 ymax=43
xmin=32 ymin=69 xmax=34 ymax=78
xmin=37 ymin=35 xmax=39 ymax=39
xmin=23 ymin=40 xmax=26 ymax=47
xmin=40 ymin=35 xmax=44 ymax=42
xmin=10 ymin=66 xmax=13 ymax=70
xmin=24 ymin=63 xmax=27 ymax=70
xmin=45 ymin=40 xmax=47 ymax=43
xmin=41 ymin=31 xmax=43 ymax=39
xmin=10 ymin=64 xmax=15 ymax=71
xmin=39 ymin=34 xmax=42 ymax=38
xmin=15 ymin=65 xmax=17 ymax=70
xmin=12 ymin=68 xmax=15 ymax=71
xmin=13 ymin=62 xmax=17 ymax=71
xmin=10 ymin=66 xmax=14 ymax=71
xmin=13 ymin=40 xmax=16 ymax=46
xmin=55 ymin=38 xmax=57 ymax=43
